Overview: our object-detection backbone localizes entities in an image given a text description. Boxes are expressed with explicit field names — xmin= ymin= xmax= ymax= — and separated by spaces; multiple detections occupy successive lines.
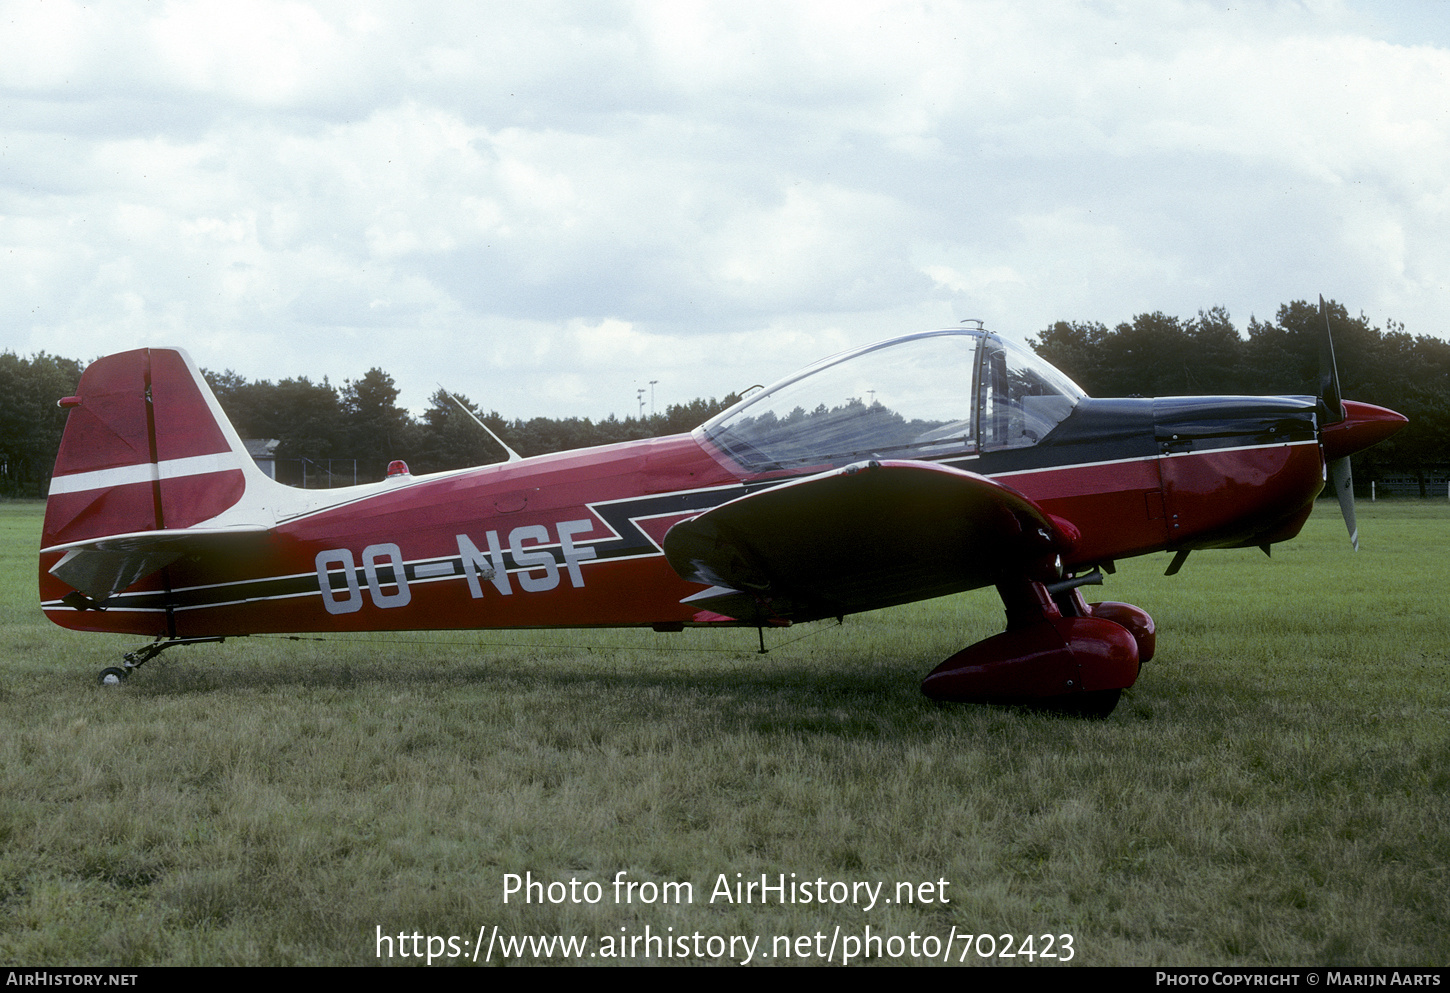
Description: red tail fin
xmin=42 ymin=348 xmax=254 ymax=549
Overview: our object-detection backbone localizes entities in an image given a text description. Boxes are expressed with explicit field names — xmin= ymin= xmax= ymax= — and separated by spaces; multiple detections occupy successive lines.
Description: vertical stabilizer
xmin=42 ymin=348 xmax=264 ymax=550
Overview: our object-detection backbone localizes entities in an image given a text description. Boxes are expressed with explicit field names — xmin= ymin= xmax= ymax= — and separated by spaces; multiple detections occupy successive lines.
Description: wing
xmin=662 ymin=459 xmax=1075 ymax=623
xmin=44 ymin=527 xmax=270 ymax=604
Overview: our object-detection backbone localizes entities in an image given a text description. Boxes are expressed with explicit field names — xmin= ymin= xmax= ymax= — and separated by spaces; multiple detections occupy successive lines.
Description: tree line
xmin=1032 ymin=301 xmax=1450 ymax=496
xmin=0 ymin=352 xmax=85 ymax=499
xmin=2 ymin=298 xmax=1447 ymax=497
xmin=202 ymin=367 xmax=741 ymax=487
xmin=0 ymin=350 xmax=739 ymax=497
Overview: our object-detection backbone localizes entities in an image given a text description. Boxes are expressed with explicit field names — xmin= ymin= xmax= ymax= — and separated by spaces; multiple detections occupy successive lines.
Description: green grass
xmin=1 ymin=499 xmax=1447 ymax=966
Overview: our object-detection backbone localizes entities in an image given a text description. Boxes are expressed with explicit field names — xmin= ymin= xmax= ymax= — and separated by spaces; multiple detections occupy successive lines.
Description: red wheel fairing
xmin=921 ymin=614 xmax=1140 ymax=705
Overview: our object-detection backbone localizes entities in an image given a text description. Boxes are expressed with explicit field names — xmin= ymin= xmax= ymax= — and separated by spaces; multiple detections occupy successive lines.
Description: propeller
xmin=1318 ymin=296 xmax=1358 ymax=550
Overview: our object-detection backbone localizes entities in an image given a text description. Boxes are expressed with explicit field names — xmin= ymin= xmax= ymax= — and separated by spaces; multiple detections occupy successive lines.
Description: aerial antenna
xmin=437 ymin=384 xmax=523 ymax=463
xmin=959 ymin=318 xmax=985 ymax=329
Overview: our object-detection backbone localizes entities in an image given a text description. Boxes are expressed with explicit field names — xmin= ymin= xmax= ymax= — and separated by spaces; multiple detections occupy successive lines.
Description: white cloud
xmin=1 ymin=0 xmax=1447 ymax=417
xmin=0 ymin=0 xmax=97 ymax=90
xmin=148 ymin=0 xmax=346 ymax=105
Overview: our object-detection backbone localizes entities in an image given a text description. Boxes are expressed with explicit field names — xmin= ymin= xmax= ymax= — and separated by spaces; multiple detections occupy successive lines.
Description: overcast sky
xmin=3 ymin=1 xmax=1447 ymax=420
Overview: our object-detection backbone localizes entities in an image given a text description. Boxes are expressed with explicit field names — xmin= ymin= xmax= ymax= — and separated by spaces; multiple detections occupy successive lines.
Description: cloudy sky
xmin=3 ymin=1 xmax=1447 ymax=421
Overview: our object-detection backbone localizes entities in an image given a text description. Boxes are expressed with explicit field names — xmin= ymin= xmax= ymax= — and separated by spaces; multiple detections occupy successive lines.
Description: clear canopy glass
xmin=700 ymin=330 xmax=1084 ymax=473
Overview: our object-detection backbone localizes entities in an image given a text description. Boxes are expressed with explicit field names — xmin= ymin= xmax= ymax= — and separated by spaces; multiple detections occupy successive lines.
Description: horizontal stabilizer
xmin=46 ymin=527 xmax=270 ymax=603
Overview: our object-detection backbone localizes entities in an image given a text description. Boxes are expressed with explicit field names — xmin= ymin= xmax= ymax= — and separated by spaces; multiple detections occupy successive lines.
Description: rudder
xmin=42 ymin=347 xmax=257 ymax=549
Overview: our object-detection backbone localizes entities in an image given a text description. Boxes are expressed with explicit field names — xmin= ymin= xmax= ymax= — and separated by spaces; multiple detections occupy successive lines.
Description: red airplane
xmin=38 ymin=306 xmax=1405 ymax=715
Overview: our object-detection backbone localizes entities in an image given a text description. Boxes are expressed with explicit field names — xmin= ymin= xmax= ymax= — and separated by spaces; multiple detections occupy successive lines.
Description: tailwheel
xmin=94 ymin=636 xmax=228 ymax=686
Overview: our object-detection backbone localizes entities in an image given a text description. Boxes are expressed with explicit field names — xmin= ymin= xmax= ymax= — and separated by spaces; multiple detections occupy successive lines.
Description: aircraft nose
xmin=1321 ymin=400 xmax=1408 ymax=461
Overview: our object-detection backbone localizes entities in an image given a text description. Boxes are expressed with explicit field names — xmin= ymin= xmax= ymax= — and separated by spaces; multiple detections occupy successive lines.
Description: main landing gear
xmin=921 ymin=571 xmax=1155 ymax=718
xmin=95 ymin=636 xmax=226 ymax=686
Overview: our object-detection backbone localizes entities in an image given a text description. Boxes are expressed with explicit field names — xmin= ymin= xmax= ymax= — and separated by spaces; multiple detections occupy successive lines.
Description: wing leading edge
xmin=662 ymin=459 xmax=1075 ymax=624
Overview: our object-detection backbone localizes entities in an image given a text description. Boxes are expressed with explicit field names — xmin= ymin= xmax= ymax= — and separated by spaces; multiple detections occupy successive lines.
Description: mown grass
xmin=1 ymin=499 xmax=1446 ymax=966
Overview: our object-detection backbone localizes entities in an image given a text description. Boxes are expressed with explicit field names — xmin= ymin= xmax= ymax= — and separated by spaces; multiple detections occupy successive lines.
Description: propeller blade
xmin=1329 ymin=456 xmax=1358 ymax=550
xmin=1318 ymin=296 xmax=1357 ymax=549
xmin=1318 ymin=295 xmax=1345 ymax=424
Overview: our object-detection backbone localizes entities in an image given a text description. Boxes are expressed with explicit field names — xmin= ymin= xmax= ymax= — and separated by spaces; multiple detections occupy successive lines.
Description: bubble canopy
xmin=698 ymin=329 xmax=1086 ymax=474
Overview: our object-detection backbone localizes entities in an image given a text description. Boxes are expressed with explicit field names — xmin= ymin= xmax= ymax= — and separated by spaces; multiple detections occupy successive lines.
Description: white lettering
xmin=457 ymin=533 xmax=509 ymax=597
xmin=556 ymin=519 xmax=598 ymax=587
xmin=316 ymin=549 xmax=362 ymax=614
xmin=362 ymin=543 xmax=411 ymax=608
xmin=509 ymin=525 xmax=559 ymax=592
xmin=321 ymin=516 xmax=597 ymax=613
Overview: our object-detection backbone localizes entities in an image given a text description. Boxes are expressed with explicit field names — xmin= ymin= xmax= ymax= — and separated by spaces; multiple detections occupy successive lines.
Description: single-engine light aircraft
xmin=40 ymin=304 xmax=1405 ymax=715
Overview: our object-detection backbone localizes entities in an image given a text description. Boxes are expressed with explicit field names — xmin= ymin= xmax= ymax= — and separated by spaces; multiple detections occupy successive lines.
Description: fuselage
xmin=39 ymin=393 xmax=1331 ymax=638
xmin=37 ymin=332 xmax=1407 ymax=711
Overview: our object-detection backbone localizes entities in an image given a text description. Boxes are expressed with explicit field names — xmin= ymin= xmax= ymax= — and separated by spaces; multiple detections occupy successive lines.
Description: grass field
xmin=1 ymin=498 xmax=1447 ymax=966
